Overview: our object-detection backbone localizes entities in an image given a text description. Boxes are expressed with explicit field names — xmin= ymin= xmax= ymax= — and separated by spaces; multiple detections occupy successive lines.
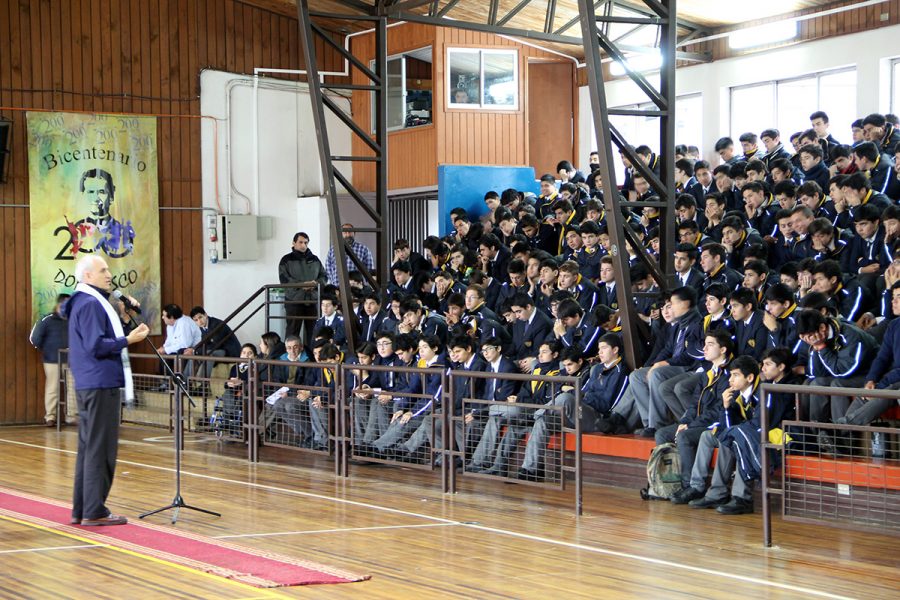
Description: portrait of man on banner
xmin=27 ymin=111 xmax=161 ymax=333
xmin=64 ymin=167 xmax=137 ymax=260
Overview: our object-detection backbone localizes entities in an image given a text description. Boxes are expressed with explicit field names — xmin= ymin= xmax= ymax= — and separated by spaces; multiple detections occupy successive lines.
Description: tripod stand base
xmin=139 ymin=494 xmax=221 ymax=524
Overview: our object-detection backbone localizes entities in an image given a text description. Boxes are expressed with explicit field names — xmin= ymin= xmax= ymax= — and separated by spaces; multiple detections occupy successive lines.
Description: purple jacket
xmin=62 ymin=288 xmax=128 ymax=390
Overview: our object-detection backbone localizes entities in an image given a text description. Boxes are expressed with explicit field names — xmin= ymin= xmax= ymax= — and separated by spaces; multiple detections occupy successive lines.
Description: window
xmin=892 ymin=58 xmax=900 ymax=115
xmin=730 ymin=68 xmax=857 ymax=144
xmin=371 ymin=47 xmax=433 ymax=132
xmin=606 ymin=94 xmax=703 ymax=181
xmin=447 ymin=48 xmax=519 ymax=110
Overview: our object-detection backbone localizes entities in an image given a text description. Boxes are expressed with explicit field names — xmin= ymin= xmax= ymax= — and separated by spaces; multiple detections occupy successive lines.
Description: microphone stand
xmin=137 ymin=332 xmax=221 ymax=524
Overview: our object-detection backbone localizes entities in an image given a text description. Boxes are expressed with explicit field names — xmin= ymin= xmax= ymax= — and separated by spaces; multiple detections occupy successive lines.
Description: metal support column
xmin=578 ymin=0 xmax=678 ymax=368
xmin=296 ymin=0 xmax=390 ymax=354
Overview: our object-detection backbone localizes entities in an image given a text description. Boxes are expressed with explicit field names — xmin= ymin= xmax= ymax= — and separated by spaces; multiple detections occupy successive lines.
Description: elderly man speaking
xmin=63 ymin=255 xmax=149 ymax=526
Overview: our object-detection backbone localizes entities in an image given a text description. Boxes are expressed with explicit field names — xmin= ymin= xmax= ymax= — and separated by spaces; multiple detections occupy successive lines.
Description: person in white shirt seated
xmin=154 ymin=303 xmax=202 ymax=390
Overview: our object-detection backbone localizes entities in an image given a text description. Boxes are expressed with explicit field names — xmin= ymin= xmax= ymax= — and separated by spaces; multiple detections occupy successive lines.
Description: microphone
xmin=112 ymin=290 xmax=142 ymax=314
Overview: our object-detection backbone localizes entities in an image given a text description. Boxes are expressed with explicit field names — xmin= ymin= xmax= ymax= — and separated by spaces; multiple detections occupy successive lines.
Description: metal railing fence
xmin=759 ymin=382 xmax=900 ymax=547
xmin=59 ymin=354 xmax=585 ymax=514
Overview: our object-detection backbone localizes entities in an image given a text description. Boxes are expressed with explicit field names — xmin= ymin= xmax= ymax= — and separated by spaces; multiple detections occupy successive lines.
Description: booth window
xmin=447 ymin=48 xmax=518 ymax=110
xmin=371 ymin=47 xmax=433 ymax=132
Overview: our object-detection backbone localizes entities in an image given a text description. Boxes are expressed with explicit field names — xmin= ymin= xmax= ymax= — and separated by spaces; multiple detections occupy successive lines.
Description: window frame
xmin=370 ymin=46 xmax=433 ymax=134
xmin=728 ymin=66 xmax=857 ymax=140
xmin=606 ymin=93 xmax=703 ymax=180
xmin=446 ymin=47 xmax=520 ymax=111
xmin=891 ymin=57 xmax=900 ymax=116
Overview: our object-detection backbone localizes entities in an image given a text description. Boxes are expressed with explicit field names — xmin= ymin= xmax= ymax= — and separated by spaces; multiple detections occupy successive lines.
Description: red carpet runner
xmin=0 ymin=487 xmax=369 ymax=588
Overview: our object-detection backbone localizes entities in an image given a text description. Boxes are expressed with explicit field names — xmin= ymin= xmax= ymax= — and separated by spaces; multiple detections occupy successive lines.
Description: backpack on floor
xmin=640 ymin=443 xmax=682 ymax=500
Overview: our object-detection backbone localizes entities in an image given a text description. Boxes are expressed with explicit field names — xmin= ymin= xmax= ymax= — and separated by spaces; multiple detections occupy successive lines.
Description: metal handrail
xmin=195 ymin=282 xmax=321 ymax=354
xmin=759 ymin=382 xmax=900 ymax=547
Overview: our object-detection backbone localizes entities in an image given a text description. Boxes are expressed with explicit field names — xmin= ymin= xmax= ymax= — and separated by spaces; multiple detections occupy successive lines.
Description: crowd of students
xmin=214 ymin=109 xmax=900 ymax=515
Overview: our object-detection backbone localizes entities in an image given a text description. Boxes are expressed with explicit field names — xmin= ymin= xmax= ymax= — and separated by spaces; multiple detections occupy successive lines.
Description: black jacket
xmin=278 ymin=249 xmax=328 ymax=301
xmin=30 ymin=312 xmax=69 ymax=363
xmin=197 ymin=316 xmax=241 ymax=357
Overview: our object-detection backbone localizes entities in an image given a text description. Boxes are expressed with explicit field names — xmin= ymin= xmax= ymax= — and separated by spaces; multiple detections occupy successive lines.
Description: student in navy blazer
xmin=311 ymin=295 xmax=346 ymax=348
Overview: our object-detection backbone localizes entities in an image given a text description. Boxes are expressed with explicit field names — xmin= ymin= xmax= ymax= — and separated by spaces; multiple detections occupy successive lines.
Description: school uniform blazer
xmin=511 ymin=310 xmax=553 ymax=360
xmin=732 ymin=310 xmax=769 ymax=361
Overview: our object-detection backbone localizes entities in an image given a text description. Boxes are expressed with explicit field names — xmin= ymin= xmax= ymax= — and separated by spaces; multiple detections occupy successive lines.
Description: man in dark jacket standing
xmin=63 ymin=256 xmax=149 ymax=526
xmin=30 ymin=293 xmax=71 ymax=426
xmin=279 ymin=232 xmax=328 ymax=345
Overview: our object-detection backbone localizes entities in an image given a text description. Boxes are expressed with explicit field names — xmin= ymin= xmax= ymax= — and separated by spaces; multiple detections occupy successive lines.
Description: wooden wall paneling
xmin=99 ymin=0 xmax=111 ymax=110
xmin=0 ymin=0 xmax=349 ymax=423
xmin=252 ymin=7 xmax=263 ymax=70
xmin=242 ymin=3 xmax=254 ymax=72
xmin=59 ymin=0 xmax=71 ymax=110
xmin=138 ymin=0 xmax=149 ymax=113
xmin=108 ymin=0 xmax=121 ymax=112
xmin=1 ymin=0 xmax=10 ymax=417
xmin=225 ymin=0 xmax=235 ymax=71
xmin=37 ymin=0 xmax=50 ymax=109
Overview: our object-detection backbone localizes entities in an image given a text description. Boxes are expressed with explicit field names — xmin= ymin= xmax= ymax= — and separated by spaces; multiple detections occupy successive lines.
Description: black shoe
xmin=478 ymin=465 xmax=506 ymax=477
xmin=355 ymin=443 xmax=375 ymax=457
xmin=817 ymin=430 xmax=836 ymax=456
xmin=516 ymin=468 xmax=540 ymax=481
xmin=670 ymin=487 xmax=704 ymax=505
xmin=394 ymin=446 xmax=418 ymax=463
xmin=594 ymin=413 xmax=627 ymax=434
xmin=689 ymin=495 xmax=730 ymax=509
xmin=635 ymin=427 xmax=657 ymax=438
xmin=716 ymin=497 xmax=754 ymax=515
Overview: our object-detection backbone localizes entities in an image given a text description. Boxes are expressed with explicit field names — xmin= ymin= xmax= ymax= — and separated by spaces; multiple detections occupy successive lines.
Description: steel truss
xmin=298 ymin=0 xmax=695 ymax=364
xmin=297 ymin=0 xmax=390 ymax=353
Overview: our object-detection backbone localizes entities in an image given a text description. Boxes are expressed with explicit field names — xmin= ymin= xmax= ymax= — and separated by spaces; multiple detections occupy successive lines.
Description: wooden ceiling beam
xmin=554 ymin=0 xmax=612 ymax=35
xmin=496 ymin=0 xmax=536 ymax=28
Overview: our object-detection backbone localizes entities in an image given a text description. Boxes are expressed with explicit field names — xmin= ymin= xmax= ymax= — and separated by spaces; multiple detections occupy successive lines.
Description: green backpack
xmin=640 ymin=443 xmax=682 ymax=500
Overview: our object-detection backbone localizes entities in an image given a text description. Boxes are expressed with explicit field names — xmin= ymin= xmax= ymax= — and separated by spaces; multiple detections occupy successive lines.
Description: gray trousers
xmin=403 ymin=414 xmax=435 ymax=453
xmin=309 ymin=401 xmax=328 ymax=446
xmin=703 ymin=439 xmax=751 ymax=502
xmin=521 ymin=394 xmax=573 ymax=471
xmin=73 ymin=388 xmax=121 ymax=521
xmin=470 ymin=404 xmax=529 ymax=468
xmin=662 ymin=372 xmax=703 ymax=424
xmin=841 ymin=381 xmax=900 ymax=424
xmin=805 ymin=376 xmax=868 ymax=422
xmin=631 ymin=365 xmax=690 ymax=429
xmin=361 ymin=400 xmax=391 ymax=443
xmin=611 ymin=385 xmax=644 ymax=431
xmin=353 ymin=396 xmax=370 ymax=440
xmin=272 ymin=396 xmax=310 ymax=439
xmin=374 ymin=415 xmax=424 ymax=451
xmin=689 ymin=429 xmax=719 ymax=491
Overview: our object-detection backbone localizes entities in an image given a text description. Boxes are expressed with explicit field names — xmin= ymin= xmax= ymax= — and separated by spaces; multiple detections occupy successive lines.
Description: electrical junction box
xmin=216 ymin=214 xmax=259 ymax=261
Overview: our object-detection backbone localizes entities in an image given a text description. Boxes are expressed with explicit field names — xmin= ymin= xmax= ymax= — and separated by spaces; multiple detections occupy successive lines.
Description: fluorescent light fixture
xmin=610 ymin=51 xmax=662 ymax=76
xmin=729 ymin=20 xmax=798 ymax=50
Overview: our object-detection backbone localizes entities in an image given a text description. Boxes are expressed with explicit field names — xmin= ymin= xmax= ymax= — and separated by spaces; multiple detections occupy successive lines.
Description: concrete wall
xmin=199 ymin=70 xmax=351 ymax=344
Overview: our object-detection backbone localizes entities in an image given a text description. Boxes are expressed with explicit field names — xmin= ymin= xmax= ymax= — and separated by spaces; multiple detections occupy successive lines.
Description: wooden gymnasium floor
xmin=0 ymin=425 xmax=896 ymax=599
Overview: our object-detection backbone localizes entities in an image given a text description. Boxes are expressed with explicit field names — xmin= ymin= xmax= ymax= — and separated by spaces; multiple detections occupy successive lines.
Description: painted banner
xmin=27 ymin=111 xmax=161 ymax=332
